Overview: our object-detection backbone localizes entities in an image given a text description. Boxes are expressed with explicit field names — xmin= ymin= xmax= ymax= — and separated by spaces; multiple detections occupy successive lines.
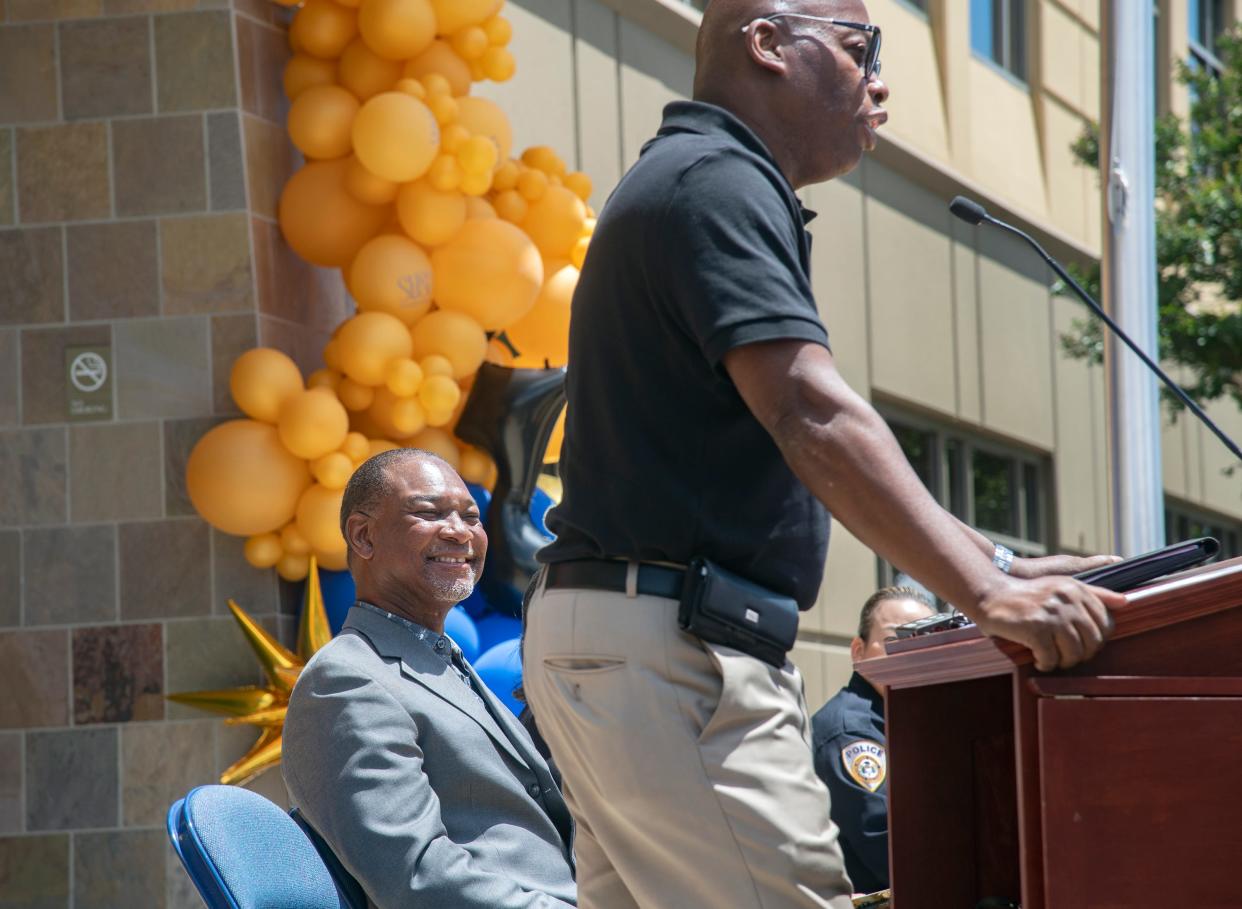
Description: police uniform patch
xmin=841 ymin=739 xmax=886 ymax=792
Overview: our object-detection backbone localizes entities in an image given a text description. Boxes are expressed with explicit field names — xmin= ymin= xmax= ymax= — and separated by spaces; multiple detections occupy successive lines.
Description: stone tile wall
xmin=0 ymin=1 xmax=338 ymax=904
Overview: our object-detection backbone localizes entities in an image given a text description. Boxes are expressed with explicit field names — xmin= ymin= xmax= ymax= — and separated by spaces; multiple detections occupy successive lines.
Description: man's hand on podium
xmin=1009 ymin=552 xmax=1122 ymax=580
xmin=973 ymin=575 xmax=1128 ymax=671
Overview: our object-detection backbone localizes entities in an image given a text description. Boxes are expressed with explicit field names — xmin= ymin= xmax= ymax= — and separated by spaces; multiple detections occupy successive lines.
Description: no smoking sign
xmin=65 ymin=345 xmax=112 ymax=421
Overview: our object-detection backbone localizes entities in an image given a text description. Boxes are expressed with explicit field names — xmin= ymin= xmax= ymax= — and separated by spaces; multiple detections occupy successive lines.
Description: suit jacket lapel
xmin=344 ymin=607 xmax=530 ymax=771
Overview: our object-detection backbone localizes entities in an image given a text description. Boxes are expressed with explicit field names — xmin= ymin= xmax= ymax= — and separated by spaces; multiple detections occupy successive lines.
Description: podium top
xmin=857 ymin=555 xmax=1242 ymax=691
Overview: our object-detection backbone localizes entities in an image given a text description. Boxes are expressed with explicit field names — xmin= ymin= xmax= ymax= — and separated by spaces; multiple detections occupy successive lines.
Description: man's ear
xmin=345 ymin=511 xmax=376 ymax=561
xmin=849 ymin=636 xmax=866 ymax=663
xmin=743 ymin=18 xmax=788 ymax=76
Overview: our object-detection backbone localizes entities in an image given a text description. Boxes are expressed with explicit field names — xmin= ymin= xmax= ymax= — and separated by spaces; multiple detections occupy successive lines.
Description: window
xmin=878 ymin=413 xmax=1051 ymax=592
xmin=970 ymin=0 xmax=1027 ymax=81
xmin=1188 ymin=0 xmax=1227 ymax=70
xmin=1165 ymin=502 xmax=1241 ymax=562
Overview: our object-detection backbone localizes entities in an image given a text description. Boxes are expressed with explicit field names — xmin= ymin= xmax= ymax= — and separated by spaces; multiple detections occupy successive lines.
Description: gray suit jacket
xmin=282 ymin=605 xmax=577 ymax=909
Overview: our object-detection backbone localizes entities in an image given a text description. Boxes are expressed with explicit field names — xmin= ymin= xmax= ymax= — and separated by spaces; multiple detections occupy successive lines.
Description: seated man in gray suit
xmin=282 ymin=448 xmax=577 ymax=908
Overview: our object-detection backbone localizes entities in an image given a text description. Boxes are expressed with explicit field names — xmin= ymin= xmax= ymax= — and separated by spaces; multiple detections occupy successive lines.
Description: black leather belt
xmin=544 ymin=559 xmax=685 ymax=600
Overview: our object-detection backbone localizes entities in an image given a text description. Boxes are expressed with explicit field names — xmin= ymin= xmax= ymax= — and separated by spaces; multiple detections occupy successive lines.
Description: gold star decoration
xmin=167 ymin=556 xmax=334 ymax=785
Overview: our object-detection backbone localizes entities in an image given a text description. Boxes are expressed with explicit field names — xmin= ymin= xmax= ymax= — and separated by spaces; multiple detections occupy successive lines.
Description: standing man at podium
xmin=812 ymin=587 xmax=936 ymax=893
xmin=523 ymin=1 xmax=1126 ymax=906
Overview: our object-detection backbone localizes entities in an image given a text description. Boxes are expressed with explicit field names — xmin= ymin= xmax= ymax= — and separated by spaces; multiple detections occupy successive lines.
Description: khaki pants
xmin=523 ymin=573 xmax=854 ymax=909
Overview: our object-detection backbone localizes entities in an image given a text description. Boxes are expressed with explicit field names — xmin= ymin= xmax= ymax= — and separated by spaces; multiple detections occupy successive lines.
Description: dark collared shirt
xmin=541 ymin=100 xmax=831 ymax=610
xmin=811 ymin=672 xmax=890 ymax=892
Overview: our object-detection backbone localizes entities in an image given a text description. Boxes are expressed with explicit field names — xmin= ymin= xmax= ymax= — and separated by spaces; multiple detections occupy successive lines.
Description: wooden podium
xmin=857 ymin=556 xmax=1242 ymax=909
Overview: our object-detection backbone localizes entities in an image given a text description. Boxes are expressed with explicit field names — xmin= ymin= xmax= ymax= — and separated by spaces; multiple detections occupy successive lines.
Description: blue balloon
xmin=318 ymin=569 xmax=357 ymax=635
xmin=474 ymin=638 xmax=523 ymax=718
xmin=443 ymin=606 xmax=480 ymax=663
xmin=466 ymin=482 xmax=492 ymax=523
xmin=457 ymin=587 xmax=491 ymax=619
xmin=529 ymin=487 xmax=554 ymax=539
xmin=475 ymin=613 xmax=522 ymax=655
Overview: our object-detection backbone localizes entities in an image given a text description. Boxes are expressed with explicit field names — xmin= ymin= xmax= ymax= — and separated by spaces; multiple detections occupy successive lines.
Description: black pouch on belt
xmin=677 ymin=558 xmax=799 ymax=668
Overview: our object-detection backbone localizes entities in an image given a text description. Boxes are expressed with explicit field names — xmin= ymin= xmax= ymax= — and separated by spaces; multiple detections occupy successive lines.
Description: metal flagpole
xmin=1101 ymin=0 xmax=1165 ymax=556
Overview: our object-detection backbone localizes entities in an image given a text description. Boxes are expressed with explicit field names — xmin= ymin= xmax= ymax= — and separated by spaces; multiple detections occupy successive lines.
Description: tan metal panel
xmin=864 ymin=163 xmax=958 ymax=416
xmin=572 ymin=0 xmax=623 ymax=209
xmin=1041 ymin=98 xmax=1093 ymax=249
xmin=816 ymin=524 xmax=881 ymax=639
xmin=474 ymin=0 xmax=577 ymax=162
xmin=1198 ymin=400 xmax=1242 ymax=520
xmin=976 ymin=230 xmax=1056 ymax=448
xmin=1041 ymin=1 xmax=1087 ymax=113
xmin=951 ymin=218 xmax=983 ymax=422
xmin=1051 ymin=294 xmax=1105 ymax=552
xmin=968 ymin=61 xmax=1049 ymax=218
xmin=866 ymin=0 xmax=950 ymax=162
xmin=616 ymin=17 xmax=692 ymax=169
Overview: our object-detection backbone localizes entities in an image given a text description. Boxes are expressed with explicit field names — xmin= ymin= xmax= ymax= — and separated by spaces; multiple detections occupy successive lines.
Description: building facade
xmin=0 ymin=0 xmax=1239 ymax=903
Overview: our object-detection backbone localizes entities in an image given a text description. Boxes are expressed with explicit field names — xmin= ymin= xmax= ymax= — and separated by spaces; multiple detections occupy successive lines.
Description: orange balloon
xmin=284 ymin=54 xmax=338 ymax=100
xmin=358 ymin=0 xmax=436 ymax=60
xmin=544 ymin=406 xmax=565 ymax=463
xmin=277 ymin=553 xmax=311 ymax=582
xmin=279 ymin=158 xmax=390 ymax=267
xmin=186 ymin=420 xmax=312 ymax=536
xmin=337 ymin=36 xmax=403 ymax=100
xmin=431 ymin=218 xmax=543 ymax=329
xmin=454 ymin=96 xmax=512 ymax=164
xmin=466 ymin=196 xmax=496 ymax=220
xmin=505 ymin=263 xmax=577 ymax=367
xmin=295 ymin=483 xmax=347 ymax=555
xmin=348 ymin=234 xmax=435 ymax=326
xmin=336 ymin=311 xmax=415 ymax=386
xmin=403 ymin=39 xmax=472 ymax=96
xmin=291 ymin=0 xmax=358 ymax=59
xmin=316 ymin=547 xmax=349 ymax=571
xmin=409 ymin=309 xmax=488 ymax=378
xmin=229 ymin=347 xmax=305 ymax=423
xmin=522 ymin=184 xmax=586 ymax=258
xmin=352 ymin=91 xmax=441 ymax=183
xmin=430 ymin=0 xmax=502 ymax=34
xmin=408 ymin=427 xmax=460 ymax=468
xmin=344 ymin=155 xmax=399 ymax=205
xmin=396 ymin=179 xmax=467 ymax=247
xmin=244 ymin=532 xmax=284 ymax=569
xmin=287 ymin=84 xmax=359 ymax=160
xmin=277 ymin=388 xmax=351 ymax=460
xmin=369 ymin=385 xmax=426 ymax=438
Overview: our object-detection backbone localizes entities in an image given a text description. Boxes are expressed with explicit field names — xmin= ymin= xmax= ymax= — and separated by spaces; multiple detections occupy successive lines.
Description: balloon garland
xmin=184 ymin=0 xmax=592 ymax=583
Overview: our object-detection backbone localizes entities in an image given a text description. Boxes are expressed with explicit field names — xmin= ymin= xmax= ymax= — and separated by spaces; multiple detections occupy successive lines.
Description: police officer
xmin=811 ymin=587 xmax=936 ymax=893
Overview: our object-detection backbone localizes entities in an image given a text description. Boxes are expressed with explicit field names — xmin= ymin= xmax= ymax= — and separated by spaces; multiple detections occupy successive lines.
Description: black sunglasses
xmin=743 ymin=14 xmax=883 ymax=80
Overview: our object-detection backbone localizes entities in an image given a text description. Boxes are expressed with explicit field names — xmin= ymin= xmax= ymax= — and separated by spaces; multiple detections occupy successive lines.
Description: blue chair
xmin=167 ymin=785 xmax=365 ymax=909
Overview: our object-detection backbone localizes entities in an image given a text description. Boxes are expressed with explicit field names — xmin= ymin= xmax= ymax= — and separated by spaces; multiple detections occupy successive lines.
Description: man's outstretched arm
xmin=723 ymin=339 xmax=1127 ymax=671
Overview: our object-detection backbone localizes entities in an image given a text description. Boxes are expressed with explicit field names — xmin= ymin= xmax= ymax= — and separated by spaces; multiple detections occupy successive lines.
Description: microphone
xmin=948 ymin=196 xmax=1242 ymax=463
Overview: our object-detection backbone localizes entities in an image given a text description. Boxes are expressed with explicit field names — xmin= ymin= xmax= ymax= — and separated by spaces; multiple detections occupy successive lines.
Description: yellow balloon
xmin=369 ymin=386 xmax=426 ymax=438
xmin=312 ymin=451 xmax=355 ymax=489
xmin=291 ymin=0 xmax=358 ymax=59
xmin=337 ymin=36 xmax=402 ymax=101
xmin=403 ymin=39 xmax=472 ymax=96
xmin=344 ymin=155 xmax=399 ymax=205
xmin=430 ymin=0 xmax=502 ymax=34
xmin=457 ymin=135 xmax=499 ymax=175
xmin=482 ymin=15 xmax=512 ymax=45
xmin=295 ymin=483 xmax=347 ymax=555
xmin=517 ymin=167 xmax=547 ymax=202
xmin=409 ymin=309 xmax=488 ymax=378
xmin=336 ymin=376 xmax=376 ymax=411
xmin=492 ymin=159 xmax=521 ymax=191
xmin=348 ymin=234 xmax=435 ymax=326
xmin=316 ymin=547 xmax=349 ymax=571
xmin=466 ymin=196 xmax=496 ymax=220
xmin=277 ymin=553 xmax=311 ymax=582
xmin=480 ymin=47 xmax=515 ymax=82
xmin=336 ymin=311 xmax=415 ymax=386
xmin=281 ymin=522 xmax=312 ymax=556
xmin=505 ymin=263 xmax=577 ymax=367
xmin=229 ymin=348 xmax=304 ymax=424
xmin=408 ymin=427 xmax=461 ymax=468
xmin=385 ymin=357 xmax=424 ymax=396
xmin=454 ymin=96 xmax=512 ymax=164
xmin=277 ymin=388 xmax=351 ymax=460
xmin=396 ymin=179 xmax=467 ymax=248
xmin=186 ymin=421 xmax=312 ymax=536
xmin=458 ymin=446 xmax=494 ymax=484
xmin=493 ymin=189 xmax=528 ymax=224
xmin=279 ymin=158 xmax=390 ymax=268
xmin=544 ymin=406 xmax=566 ymax=463
xmin=284 ymin=54 xmax=338 ymax=100
xmin=564 ymin=171 xmax=593 ymax=202
xmin=341 ymin=431 xmax=372 ymax=463
xmin=369 ymin=438 xmax=400 ymax=456
xmin=451 ymin=25 xmax=489 ymax=60
xmin=307 ymin=368 xmax=342 ymax=392
xmin=427 ymin=154 xmax=463 ymax=191
xmin=288 ymin=84 xmax=360 ymax=160
xmin=430 ymin=218 xmax=543 ymax=329
xmin=244 ymin=533 xmax=283 ymax=569
xmin=417 ymin=374 xmax=462 ymax=412
xmin=352 ymin=91 xmax=441 ymax=183
xmin=358 ymin=0 xmax=436 ymax=60
xmin=522 ymin=184 xmax=586 ymax=258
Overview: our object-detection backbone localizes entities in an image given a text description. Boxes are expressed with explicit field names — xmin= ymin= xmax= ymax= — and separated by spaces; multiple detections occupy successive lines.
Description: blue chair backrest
xmin=290 ymin=807 xmax=368 ymax=909
xmin=166 ymin=785 xmax=357 ymax=909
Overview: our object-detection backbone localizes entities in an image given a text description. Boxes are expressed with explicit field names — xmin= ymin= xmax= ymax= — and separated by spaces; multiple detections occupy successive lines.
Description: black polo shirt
xmin=540 ymin=100 xmax=831 ymax=610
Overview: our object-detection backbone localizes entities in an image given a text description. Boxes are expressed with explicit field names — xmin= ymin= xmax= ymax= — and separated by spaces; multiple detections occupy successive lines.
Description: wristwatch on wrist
xmin=993 ymin=543 xmax=1014 ymax=574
